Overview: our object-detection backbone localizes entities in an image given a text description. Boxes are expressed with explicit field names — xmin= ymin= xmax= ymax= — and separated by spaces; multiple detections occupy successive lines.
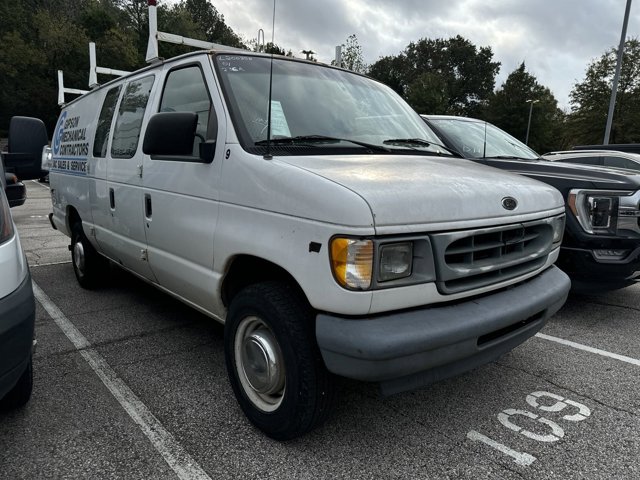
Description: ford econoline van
xmin=37 ymin=6 xmax=571 ymax=438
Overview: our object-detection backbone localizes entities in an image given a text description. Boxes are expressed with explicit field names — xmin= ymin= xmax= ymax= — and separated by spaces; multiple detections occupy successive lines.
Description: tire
xmin=0 ymin=356 xmax=33 ymax=410
xmin=224 ymin=282 xmax=336 ymax=440
xmin=71 ymin=221 xmax=108 ymax=289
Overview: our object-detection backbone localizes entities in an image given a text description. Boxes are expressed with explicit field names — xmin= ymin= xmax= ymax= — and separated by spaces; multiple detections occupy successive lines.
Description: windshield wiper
xmin=484 ymin=155 xmax=532 ymax=160
xmin=382 ymin=138 xmax=457 ymax=155
xmin=255 ymin=135 xmax=390 ymax=152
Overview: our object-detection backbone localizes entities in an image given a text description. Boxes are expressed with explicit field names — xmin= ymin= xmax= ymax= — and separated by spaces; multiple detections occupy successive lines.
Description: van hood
xmin=279 ymin=154 xmax=563 ymax=229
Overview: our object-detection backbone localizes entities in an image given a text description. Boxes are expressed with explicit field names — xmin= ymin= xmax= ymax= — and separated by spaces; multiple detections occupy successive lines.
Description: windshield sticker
xmin=270 ymin=101 xmax=291 ymax=138
xmin=218 ymin=56 xmax=252 ymax=72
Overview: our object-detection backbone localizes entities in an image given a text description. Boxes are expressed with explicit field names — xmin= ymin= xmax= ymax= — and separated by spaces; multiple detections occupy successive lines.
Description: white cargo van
xmin=42 ymin=38 xmax=571 ymax=438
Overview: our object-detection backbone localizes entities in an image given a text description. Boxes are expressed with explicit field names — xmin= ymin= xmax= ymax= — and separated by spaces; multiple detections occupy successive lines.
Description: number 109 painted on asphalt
xmin=467 ymin=391 xmax=592 ymax=466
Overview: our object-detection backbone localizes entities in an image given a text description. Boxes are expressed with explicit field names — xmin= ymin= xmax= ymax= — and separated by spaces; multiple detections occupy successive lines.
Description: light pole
xmin=525 ymin=99 xmax=540 ymax=146
xmin=604 ymin=0 xmax=633 ymax=145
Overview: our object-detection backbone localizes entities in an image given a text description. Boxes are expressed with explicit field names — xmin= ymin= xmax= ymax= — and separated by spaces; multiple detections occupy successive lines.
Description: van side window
xmin=93 ymin=86 xmax=122 ymax=158
xmin=160 ymin=66 xmax=212 ymax=156
xmin=111 ymin=75 xmax=155 ymax=159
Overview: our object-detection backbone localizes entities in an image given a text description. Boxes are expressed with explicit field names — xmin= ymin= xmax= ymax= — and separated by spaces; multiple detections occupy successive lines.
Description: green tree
xmin=367 ymin=54 xmax=407 ymax=95
xmin=183 ymin=0 xmax=245 ymax=48
xmin=368 ymin=35 xmax=500 ymax=116
xmin=567 ymin=38 xmax=640 ymax=145
xmin=0 ymin=0 xmax=248 ymax=136
xmin=484 ymin=62 xmax=564 ymax=153
xmin=338 ymin=34 xmax=366 ymax=73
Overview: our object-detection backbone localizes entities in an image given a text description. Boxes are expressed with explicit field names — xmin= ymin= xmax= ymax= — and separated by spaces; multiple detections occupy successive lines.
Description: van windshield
xmin=215 ymin=54 xmax=449 ymax=156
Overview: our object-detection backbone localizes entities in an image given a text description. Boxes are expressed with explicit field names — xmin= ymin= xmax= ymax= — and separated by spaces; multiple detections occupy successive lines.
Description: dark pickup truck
xmin=422 ymin=115 xmax=640 ymax=291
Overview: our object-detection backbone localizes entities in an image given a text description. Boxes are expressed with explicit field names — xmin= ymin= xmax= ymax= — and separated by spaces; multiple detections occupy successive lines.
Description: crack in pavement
xmin=495 ymin=361 xmax=639 ymax=418
xmin=578 ymin=298 xmax=640 ymax=314
xmin=36 ymin=321 xmax=207 ymax=360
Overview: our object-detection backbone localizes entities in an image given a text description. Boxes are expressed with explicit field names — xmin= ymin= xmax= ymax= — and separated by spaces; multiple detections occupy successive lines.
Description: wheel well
xmin=222 ymin=255 xmax=305 ymax=307
xmin=67 ymin=206 xmax=81 ymax=232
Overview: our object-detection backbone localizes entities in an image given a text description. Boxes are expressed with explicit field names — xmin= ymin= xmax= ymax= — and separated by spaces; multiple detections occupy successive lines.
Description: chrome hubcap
xmin=73 ymin=241 xmax=86 ymax=275
xmin=235 ymin=316 xmax=285 ymax=412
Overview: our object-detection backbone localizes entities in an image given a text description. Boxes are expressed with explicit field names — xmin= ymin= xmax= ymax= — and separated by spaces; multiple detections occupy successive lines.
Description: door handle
xmin=109 ymin=188 xmax=115 ymax=209
xmin=145 ymin=194 xmax=152 ymax=218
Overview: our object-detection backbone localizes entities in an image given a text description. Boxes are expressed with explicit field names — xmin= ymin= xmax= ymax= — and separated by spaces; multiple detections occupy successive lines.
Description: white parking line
xmin=467 ymin=430 xmax=537 ymax=466
xmin=32 ymin=281 xmax=212 ymax=480
xmin=30 ymin=261 xmax=72 ymax=268
xmin=536 ymin=333 xmax=640 ymax=367
xmin=30 ymin=179 xmax=50 ymax=190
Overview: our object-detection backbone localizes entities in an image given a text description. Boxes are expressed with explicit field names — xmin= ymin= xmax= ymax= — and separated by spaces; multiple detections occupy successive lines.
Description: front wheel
xmin=224 ymin=282 xmax=335 ymax=440
xmin=71 ymin=222 xmax=108 ymax=289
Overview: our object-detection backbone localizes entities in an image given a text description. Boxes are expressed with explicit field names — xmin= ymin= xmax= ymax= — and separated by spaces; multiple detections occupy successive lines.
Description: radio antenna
xmin=264 ymin=0 xmax=277 ymax=160
xmin=482 ymin=120 xmax=487 ymax=159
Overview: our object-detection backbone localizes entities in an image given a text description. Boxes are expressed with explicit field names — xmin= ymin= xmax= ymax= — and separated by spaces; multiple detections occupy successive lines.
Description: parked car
xmin=0 ymin=151 xmax=36 ymax=410
xmin=573 ymin=143 xmax=640 ymax=155
xmin=543 ymin=149 xmax=640 ymax=173
xmin=422 ymin=115 xmax=640 ymax=292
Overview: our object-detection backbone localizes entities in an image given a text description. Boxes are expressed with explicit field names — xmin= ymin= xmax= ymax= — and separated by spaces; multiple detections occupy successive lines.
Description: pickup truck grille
xmin=430 ymin=220 xmax=554 ymax=294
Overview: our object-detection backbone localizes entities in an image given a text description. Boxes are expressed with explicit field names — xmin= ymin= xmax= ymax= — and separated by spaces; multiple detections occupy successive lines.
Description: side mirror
xmin=3 ymin=116 xmax=49 ymax=180
xmin=143 ymin=112 xmax=215 ymax=163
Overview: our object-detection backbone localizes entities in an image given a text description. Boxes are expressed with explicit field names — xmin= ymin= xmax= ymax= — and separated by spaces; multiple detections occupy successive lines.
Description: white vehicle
xmin=0 ymin=122 xmax=40 ymax=410
xmin=39 ymin=7 xmax=570 ymax=440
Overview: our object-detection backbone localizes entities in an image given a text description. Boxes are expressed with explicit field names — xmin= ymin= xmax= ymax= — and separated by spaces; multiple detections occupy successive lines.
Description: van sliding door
xmin=104 ymin=74 xmax=158 ymax=281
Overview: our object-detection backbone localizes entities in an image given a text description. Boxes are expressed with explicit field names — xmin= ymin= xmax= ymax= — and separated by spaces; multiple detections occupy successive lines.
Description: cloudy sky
xmin=195 ymin=0 xmax=640 ymax=110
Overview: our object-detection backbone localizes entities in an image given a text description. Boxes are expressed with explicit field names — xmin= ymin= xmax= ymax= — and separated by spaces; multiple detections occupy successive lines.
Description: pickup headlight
xmin=568 ymin=189 xmax=632 ymax=235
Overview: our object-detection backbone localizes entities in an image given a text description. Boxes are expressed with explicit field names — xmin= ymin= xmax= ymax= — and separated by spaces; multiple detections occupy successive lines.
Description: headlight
xmin=0 ymin=190 xmax=15 ymax=245
xmin=41 ymin=145 xmax=52 ymax=171
xmin=551 ymin=214 xmax=565 ymax=244
xmin=330 ymin=238 xmax=373 ymax=290
xmin=330 ymin=237 xmax=432 ymax=290
xmin=379 ymin=242 xmax=413 ymax=281
xmin=568 ymin=189 xmax=632 ymax=235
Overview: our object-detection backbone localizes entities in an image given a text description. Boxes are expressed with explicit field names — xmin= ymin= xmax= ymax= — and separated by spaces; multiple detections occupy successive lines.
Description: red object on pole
xmin=148 ymin=0 xmax=157 ymax=6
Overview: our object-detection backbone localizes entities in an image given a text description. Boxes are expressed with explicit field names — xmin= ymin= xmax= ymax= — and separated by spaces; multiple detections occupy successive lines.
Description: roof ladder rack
xmin=89 ymin=42 xmax=131 ymax=89
xmin=145 ymin=0 xmax=231 ymax=63
xmin=57 ymin=71 xmax=88 ymax=106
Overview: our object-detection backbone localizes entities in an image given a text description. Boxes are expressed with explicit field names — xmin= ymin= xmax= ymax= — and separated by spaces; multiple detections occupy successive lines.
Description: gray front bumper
xmin=316 ymin=266 xmax=570 ymax=395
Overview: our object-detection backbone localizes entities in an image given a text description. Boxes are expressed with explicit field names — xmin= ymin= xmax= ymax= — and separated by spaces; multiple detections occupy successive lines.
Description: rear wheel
xmin=0 ymin=355 xmax=33 ymax=410
xmin=224 ymin=282 xmax=335 ymax=440
xmin=71 ymin=222 xmax=107 ymax=289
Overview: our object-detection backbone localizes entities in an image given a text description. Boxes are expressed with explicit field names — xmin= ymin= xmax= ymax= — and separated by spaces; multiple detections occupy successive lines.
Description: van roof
xmin=62 ymin=48 xmax=327 ymax=108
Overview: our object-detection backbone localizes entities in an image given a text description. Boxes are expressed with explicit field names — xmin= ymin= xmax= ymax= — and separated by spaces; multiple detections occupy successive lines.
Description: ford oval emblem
xmin=502 ymin=197 xmax=518 ymax=210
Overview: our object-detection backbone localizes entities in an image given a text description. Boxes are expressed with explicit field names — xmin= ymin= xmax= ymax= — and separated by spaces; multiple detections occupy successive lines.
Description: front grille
xmin=431 ymin=220 xmax=554 ymax=294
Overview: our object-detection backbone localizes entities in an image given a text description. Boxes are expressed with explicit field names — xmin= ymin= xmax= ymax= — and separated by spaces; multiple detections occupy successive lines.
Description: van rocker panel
xmin=316 ymin=265 xmax=569 ymax=390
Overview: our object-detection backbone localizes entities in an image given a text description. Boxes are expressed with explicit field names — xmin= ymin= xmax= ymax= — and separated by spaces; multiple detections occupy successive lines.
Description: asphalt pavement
xmin=1 ymin=180 xmax=638 ymax=479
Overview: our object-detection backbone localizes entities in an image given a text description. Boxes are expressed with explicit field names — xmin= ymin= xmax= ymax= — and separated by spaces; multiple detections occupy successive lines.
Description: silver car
xmin=543 ymin=149 xmax=640 ymax=173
